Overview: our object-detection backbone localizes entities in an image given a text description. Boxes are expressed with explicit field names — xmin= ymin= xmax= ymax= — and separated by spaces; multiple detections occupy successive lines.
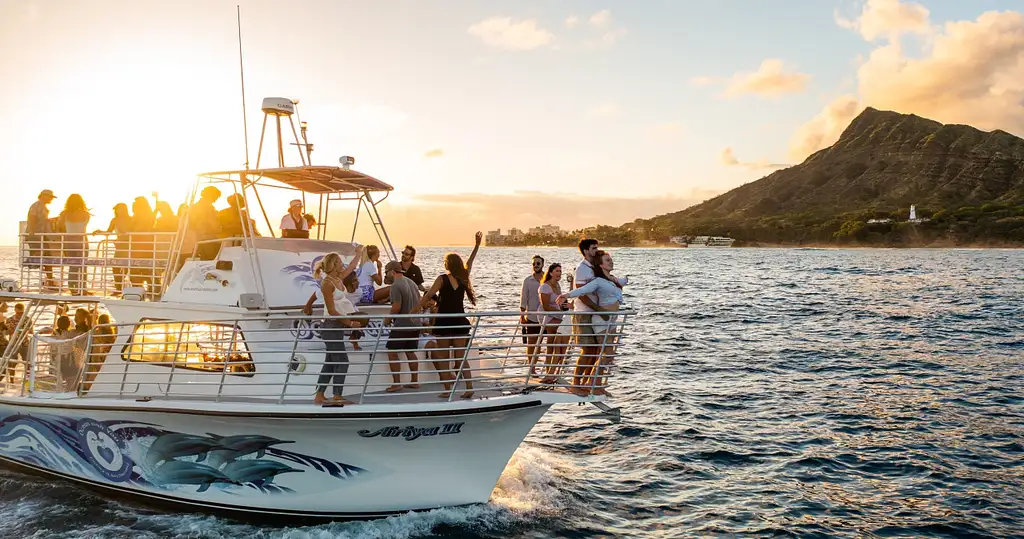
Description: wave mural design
xmin=0 ymin=413 xmax=367 ymax=495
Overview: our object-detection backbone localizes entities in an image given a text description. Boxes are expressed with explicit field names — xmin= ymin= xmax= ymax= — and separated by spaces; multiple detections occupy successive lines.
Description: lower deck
xmin=0 ymin=295 xmax=630 ymax=410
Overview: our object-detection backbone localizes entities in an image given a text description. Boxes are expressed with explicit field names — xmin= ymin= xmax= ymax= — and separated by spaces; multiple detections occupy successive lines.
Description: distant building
xmin=528 ymin=224 xmax=561 ymax=237
xmin=669 ymin=236 xmax=687 ymax=245
xmin=508 ymin=228 xmax=524 ymax=240
xmin=867 ymin=218 xmax=893 ymax=224
xmin=485 ymin=229 xmax=503 ymax=246
xmin=908 ymin=204 xmax=930 ymax=223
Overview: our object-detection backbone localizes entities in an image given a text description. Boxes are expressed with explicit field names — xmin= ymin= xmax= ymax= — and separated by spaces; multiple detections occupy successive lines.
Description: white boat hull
xmin=0 ymin=397 xmax=551 ymax=519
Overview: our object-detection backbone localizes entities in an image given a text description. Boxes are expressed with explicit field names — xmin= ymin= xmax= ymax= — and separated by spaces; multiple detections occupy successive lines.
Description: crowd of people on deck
xmin=303 ymin=235 xmax=626 ymax=405
xmin=23 ymin=187 xmax=331 ymax=293
xmin=18 ymin=189 xmax=626 ymax=403
xmin=0 ymin=300 xmax=115 ymax=392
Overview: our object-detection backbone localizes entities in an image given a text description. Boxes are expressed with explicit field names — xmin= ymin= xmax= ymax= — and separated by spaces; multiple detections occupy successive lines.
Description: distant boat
xmin=686 ymin=236 xmax=735 ymax=248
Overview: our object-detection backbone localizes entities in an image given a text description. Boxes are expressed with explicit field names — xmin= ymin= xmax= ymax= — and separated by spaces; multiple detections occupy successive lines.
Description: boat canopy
xmin=200 ymin=165 xmax=393 ymax=194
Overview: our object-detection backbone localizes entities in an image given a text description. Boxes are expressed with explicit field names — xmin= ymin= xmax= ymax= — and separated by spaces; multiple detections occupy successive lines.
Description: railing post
xmin=76 ymin=331 xmax=95 ymax=396
xmin=27 ymin=336 xmax=37 ymax=396
xmin=215 ymin=322 xmax=239 ymax=403
xmin=279 ymin=318 xmax=302 ymax=404
xmin=358 ymin=314 xmax=386 ymax=404
xmin=447 ymin=315 xmax=481 ymax=402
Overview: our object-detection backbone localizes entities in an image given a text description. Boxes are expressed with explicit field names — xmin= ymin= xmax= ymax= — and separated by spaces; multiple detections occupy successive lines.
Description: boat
xmin=668 ymin=235 xmax=735 ymax=247
xmin=0 ymin=98 xmax=633 ymax=520
xmin=685 ymin=236 xmax=735 ymax=247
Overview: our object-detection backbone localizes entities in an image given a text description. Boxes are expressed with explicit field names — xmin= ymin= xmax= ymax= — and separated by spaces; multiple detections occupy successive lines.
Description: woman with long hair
xmin=354 ymin=245 xmax=391 ymax=304
xmin=153 ymin=201 xmax=178 ymax=233
xmin=537 ymin=263 xmax=571 ymax=385
xmin=302 ymin=246 xmax=365 ymax=405
xmin=98 ymin=203 xmax=133 ymax=292
xmin=57 ymin=194 xmax=91 ymax=295
xmin=129 ymin=197 xmax=156 ymax=290
xmin=558 ymin=250 xmax=626 ymax=395
xmin=417 ymin=231 xmax=482 ymax=399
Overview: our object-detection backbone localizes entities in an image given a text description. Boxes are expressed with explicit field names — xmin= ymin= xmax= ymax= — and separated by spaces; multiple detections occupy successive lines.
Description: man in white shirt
xmin=571 ymin=238 xmax=600 ymax=394
xmin=280 ymin=199 xmax=310 ymax=239
xmin=520 ymin=255 xmax=544 ymax=371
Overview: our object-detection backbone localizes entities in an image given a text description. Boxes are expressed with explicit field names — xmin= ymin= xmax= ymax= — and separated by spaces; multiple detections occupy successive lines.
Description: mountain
xmin=632 ymin=108 xmax=1024 ymax=246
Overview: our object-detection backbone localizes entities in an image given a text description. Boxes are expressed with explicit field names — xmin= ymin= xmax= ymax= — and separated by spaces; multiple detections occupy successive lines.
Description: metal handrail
xmin=0 ymin=309 xmax=633 ymax=404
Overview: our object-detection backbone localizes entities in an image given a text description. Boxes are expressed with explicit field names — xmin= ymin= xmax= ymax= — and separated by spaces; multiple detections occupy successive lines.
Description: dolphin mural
xmin=145 ymin=433 xmax=225 ymax=467
xmin=151 ymin=460 xmax=237 ymax=493
xmin=205 ymin=433 xmax=293 ymax=467
xmin=222 ymin=459 xmax=303 ymax=486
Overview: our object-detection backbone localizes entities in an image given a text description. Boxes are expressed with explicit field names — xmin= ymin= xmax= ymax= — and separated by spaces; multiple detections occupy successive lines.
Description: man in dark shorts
xmin=384 ymin=261 xmax=422 ymax=392
xmin=572 ymin=239 xmax=601 ymax=394
xmin=519 ymin=255 xmax=544 ymax=368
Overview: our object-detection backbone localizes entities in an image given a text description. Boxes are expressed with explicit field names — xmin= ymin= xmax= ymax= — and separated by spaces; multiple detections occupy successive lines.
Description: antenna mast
xmin=237 ymin=5 xmax=250 ymax=171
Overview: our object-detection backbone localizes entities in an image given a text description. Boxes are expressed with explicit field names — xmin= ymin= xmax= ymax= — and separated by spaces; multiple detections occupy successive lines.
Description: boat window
xmin=122 ymin=320 xmax=255 ymax=377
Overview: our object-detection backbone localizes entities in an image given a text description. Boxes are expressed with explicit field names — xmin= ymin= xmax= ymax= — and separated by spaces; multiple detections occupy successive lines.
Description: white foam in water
xmin=69 ymin=445 xmax=573 ymax=539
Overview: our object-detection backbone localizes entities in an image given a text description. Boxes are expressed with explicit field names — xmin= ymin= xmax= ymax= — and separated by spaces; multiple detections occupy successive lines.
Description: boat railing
xmin=1 ymin=310 xmax=634 ymax=403
xmin=17 ymin=231 xmax=177 ymax=299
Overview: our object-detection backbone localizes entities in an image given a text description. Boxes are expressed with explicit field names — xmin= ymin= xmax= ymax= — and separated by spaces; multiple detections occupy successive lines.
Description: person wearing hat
xmin=26 ymin=189 xmax=57 ymax=286
xmin=280 ymin=199 xmax=310 ymax=239
xmin=383 ymin=260 xmax=422 ymax=392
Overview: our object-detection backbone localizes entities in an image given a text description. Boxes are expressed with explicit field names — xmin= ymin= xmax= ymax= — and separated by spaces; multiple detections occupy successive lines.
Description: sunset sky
xmin=1 ymin=0 xmax=1022 ymax=246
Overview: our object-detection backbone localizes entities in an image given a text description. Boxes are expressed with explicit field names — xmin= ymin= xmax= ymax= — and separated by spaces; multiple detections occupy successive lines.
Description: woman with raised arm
xmin=417 ymin=231 xmax=482 ymax=399
xmin=302 ymin=246 xmax=365 ymax=405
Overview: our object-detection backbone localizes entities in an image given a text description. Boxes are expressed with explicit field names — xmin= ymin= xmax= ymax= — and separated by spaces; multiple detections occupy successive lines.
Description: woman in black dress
xmin=418 ymin=231 xmax=482 ymax=399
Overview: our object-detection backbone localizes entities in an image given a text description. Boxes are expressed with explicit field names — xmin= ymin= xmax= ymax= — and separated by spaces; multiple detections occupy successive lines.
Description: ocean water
xmin=0 ymin=246 xmax=1022 ymax=538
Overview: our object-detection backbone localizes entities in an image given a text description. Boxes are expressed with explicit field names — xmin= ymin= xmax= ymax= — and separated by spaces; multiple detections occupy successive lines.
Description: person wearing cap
xmin=188 ymin=185 xmax=222 ymax=260
xmin=26 ymin=189 xmax=57 ymax=286
xmin=383 ymin=260 xmax=422 ymax=392
xmin=280 ymin=199 xmax=310 ymax=239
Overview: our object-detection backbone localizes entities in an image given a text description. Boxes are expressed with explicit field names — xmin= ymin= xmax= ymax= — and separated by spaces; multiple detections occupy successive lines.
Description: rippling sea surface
xmin=0 ymin=246 xmax=1022 ymax=538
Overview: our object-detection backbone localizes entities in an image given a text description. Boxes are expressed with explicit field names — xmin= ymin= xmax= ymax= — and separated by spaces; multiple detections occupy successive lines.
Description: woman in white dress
xmin=57 ymin=194 xmax=91 ymax=295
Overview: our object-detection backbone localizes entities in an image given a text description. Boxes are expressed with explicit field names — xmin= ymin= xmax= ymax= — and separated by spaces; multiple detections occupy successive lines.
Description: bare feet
xmin=332 ymin=395 xmax=355 ymax=405
xmin=570 ymin=387 xmax=591 ymax=397
xmin=405 ymin=383 xmax=421 ymax=389
xmin=385 ymin=385 xmax=404 ymax=393
xmin=438 ymin=391 xmax=453 ymax=399
xmin=460 ymin=391 xmax=475 ymax=399
xmin=314 ymin=392 xmax=328 ymax=404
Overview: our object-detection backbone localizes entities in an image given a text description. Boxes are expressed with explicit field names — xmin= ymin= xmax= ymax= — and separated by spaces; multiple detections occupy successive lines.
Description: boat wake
xmin=0 ymin=444 xmax=573 ymax=538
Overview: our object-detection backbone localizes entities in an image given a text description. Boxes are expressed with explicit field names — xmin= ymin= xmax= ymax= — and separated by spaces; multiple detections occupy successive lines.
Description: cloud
xmin=723 ymin=59 xmax=811 ymax=98
xmin=423 ymin=148 xmax=444 ymax=158
xmin=789 ymin=4 xmax=1024 ymax=160
xmin=788 ymin=95 xmax=863 ymax=161
xmin=588 ymin=102 xmax=620 ymax=118
xmin=589 ymin=10 xmax=612 ymax=28
xmin=579 ymin=9 xmax=626 ymax=48
xmin=467 ymin=17 xmax=555 ymax=51
xmin=720 ymin=147 xmax=790 ymax=170
xmin=835 ymin=0 xmax=931 ymax=42
xmin=565 ymin=15 xmax=579 ymax=28
xmin=689 ymin=75 xmax=718 ymax=87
